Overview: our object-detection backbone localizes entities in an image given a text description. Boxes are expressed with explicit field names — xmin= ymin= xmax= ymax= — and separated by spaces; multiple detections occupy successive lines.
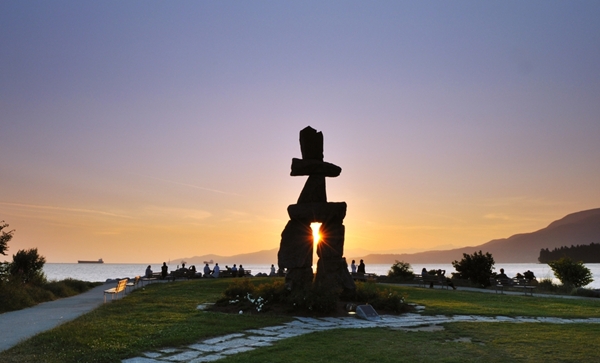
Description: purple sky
xmin=2 ymin=1 xmax=599 ymax=263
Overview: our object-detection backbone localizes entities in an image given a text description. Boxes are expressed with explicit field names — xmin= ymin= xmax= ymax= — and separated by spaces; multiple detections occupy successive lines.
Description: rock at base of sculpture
xmin=277 ymin=219 xmax=313 ymax=270
xmin=284 ymin=267 xmax=314 ymax=292
xmin=314 ymin=257 xmax=355 ymax=293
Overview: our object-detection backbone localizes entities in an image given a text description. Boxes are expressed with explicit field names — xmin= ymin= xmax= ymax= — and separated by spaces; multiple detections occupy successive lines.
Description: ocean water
xmin=43 ymin=262 xmax=600 ymax=289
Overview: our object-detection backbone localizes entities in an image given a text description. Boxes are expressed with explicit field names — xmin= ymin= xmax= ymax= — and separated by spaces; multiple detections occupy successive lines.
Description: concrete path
xmin=0 ymin=282 xmax=119 ymax=352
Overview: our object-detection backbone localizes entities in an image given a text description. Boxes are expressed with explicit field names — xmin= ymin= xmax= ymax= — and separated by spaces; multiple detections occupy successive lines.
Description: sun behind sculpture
xmin=311 ymin=222 xmax=322 ymax=245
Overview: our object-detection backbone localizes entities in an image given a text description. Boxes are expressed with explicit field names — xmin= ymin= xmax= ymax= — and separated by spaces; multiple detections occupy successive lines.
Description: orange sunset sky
xmin=1 ymin=2 xmax=599 ymax=263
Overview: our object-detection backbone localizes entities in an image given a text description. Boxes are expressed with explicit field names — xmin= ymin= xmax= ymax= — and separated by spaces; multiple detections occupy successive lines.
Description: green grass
xmin=1 ymin=278 xmax=599 ymax=363
xmin=221 ymin=323 xmax=600 ymax=363
xmin=388 ymin=285 xmax=600 ymax=318
xmin=0 ymin=278 xmax=102 ymax=313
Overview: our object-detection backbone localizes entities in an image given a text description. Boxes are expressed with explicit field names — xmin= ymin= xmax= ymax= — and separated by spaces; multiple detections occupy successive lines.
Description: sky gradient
xmin=2 ymin=1 xmax=600 ymax=264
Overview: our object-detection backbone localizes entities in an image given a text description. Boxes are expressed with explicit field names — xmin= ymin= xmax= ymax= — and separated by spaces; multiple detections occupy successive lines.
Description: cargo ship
xmin=78 ymin=258 xmax=104 ymax=264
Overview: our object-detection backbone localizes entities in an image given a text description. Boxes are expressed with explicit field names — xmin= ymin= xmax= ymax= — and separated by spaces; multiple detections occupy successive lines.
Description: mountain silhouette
xmin=175 ymin=208 xmax=600 ymax=266
xmin=356 ymin=208 xmax=600 ymax=264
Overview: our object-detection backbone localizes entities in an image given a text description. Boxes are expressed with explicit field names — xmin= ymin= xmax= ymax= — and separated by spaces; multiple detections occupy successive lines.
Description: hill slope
xmin=357 ymin=208 xmax=600 ymax=264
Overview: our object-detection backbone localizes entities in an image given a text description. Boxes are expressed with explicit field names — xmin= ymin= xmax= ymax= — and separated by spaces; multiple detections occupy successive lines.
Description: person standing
xmin=351 ymin=260 xmax=357 ymax=274
xmin=238 ymin=264 xmax=245 ymax=277
xmin=270 ymin=264 xmax=276 ymax=276
xmin=357 ymin=260 xmax=366 ymax=275
xmin=161 ymin=262 xmax=168 ymax=279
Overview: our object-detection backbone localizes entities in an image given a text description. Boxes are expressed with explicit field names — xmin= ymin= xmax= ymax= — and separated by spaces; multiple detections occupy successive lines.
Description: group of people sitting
xmin=496 ymin=268 xmax=536 ymax=281
xmin=203 ymin=263 xmax=221 ymax=278
xmin=221 ymin=264 xmax=247 ymax=277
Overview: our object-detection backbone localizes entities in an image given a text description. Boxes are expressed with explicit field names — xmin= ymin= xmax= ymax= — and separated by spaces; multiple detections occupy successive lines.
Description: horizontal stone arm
xmin=290 ymin=158 xmax=342 ymax=177
xmin=287 ymin=202 xmax=347 ymax=222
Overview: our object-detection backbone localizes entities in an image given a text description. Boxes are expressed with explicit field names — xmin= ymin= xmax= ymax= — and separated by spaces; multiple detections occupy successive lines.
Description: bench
xmin=415 ymin=274 xmax=449 ymax=289
xmin=126 ymin=276 xmax=141 ymax=293
xmin=490 ymin=277 xmax=536 ymax=296
xmin=352 ymin=273 xmax=377 ymax=282
xmin=104 ymin=279 xmax=128 ymax=303
xmin=220 ymin=269 xmax=252 ymax=278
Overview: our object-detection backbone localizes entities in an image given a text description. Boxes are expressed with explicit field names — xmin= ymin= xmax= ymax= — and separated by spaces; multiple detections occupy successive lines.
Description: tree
xmin=387 ymin=260 xmax=414 ymax=280
xmin=0 ymin=220 xmax=14 ymax=256
xmin=451 ymin=250 xmax=495 ymax=287
xmin=547 ymin=257 xmax=593 ymax=288
xmin=9 ymin=248 xmax=46 ymax=284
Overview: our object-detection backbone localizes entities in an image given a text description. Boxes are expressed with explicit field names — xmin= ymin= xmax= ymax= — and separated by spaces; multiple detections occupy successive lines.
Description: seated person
xmin=523 ymin=270 xmax=536 ymax=281
xmin=496 ymin=268 xmax=509 ymax=279
xmin=436 ymin=269 xmax=456 ymax=290
xmin=421 ymin=268 xmax=434 ymax=288
xmin=212 ymin=263 xmax=220 ymax=278
xmin=203 ymin=263 xmax=211 ymax=277
xmin=145 ymin=265 xmax=153 ymax=278
xmin=187 ymin=265 xmax=197 ymax=278
xmin=231 ymin=264 xmax=238 ymax=275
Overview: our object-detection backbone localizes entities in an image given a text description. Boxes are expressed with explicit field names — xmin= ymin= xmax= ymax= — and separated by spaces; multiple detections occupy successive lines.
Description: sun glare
xmin=311 ymin=222 xmax=322 ymax=245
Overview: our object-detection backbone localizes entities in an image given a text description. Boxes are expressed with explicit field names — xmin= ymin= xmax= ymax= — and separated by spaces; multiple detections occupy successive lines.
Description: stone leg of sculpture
xmin=278 ymin=219 xmax=314 ymax=291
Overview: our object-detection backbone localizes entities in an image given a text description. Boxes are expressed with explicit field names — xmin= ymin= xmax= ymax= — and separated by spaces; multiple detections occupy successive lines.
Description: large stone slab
xmin=287 ymin=202 xmax=347 ymax=222
xmin=299 ymin=126 xmax=323 ymax=160
xmin=291 ymin=158 xmax=341 ymax=177
xmin=278 ymin=220 xmax=313 ymax=269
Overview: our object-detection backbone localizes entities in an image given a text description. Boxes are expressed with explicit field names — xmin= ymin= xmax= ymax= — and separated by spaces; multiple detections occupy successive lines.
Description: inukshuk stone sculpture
xmin=277 ymin=126 xmax=355 ymax=293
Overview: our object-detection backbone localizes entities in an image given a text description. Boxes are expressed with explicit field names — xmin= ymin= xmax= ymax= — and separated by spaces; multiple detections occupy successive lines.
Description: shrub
xmin=9 ymin=248 xmax=46 ymax=284
xmin=387 ymin=260 xmax=414 ymax=281
xmin=216 ymin=278 xmax=409 ymax=315
xmin=354 ymin=281 xmax=407 ymax=313
xmin=547 ymin=257 xmax=593 ymax=288
xmin=0 ymin=220 xmax=14 ymax=256
xmin=451 ymin=250 xmax=495 ymax=287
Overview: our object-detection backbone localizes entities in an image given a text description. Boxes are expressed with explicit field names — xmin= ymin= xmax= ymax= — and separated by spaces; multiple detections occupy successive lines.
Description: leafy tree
xmin=451 ymin=250 xmax=495 ymax=287
xmin=387 ymin=260 xmax=414 ymax=280
xmin=0 ymin=220 xmax=14 ymax=256
xmin=9 ymin=248 xmax=46 ymax=284
xmin=547 ymin=257 xmax=593 ymax=288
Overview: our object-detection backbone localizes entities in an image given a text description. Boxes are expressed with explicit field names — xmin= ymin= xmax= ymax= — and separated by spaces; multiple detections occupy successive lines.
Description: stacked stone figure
xmin=277 ymin=126 xmax=355 ymax=293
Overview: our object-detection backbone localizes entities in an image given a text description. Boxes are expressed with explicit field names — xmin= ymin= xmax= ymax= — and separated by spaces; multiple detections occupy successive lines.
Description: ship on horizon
xmin=78 ymin=258 xmax=104 ymax=264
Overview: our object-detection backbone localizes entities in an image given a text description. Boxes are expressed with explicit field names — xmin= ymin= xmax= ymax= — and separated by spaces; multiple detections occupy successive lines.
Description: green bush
xmin=354 ymin=281 xmax=407 ymax=313
xmin=9 ymin=248 xmax=46 ymax=284
xmin=451 ymin=250 xmax=495 ymax=287
xmin=216 ymin=278 xmax=409 ymax=315
xmin=387 ymin=260 xmax=414 ymax=281
xmin=547 ymin=257 xmax=593 ymax=288
xmin=0 ymin=220 xmax=14 ymax=256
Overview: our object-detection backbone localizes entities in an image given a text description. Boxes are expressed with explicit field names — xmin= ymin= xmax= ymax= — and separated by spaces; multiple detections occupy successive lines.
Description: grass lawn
xmin=1 ymin=278 xmax=599 ymax=363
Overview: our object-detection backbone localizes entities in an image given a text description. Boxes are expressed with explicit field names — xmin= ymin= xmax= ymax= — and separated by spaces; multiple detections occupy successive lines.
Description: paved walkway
xmin=122 ymin=310 xmax=600 ymax=363
xmin=0 ymin=282 xmax=117 ymax=352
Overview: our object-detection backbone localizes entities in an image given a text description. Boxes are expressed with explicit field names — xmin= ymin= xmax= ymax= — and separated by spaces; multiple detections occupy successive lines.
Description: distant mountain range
xmin=176 ymin=208 xmax=600 ymax=266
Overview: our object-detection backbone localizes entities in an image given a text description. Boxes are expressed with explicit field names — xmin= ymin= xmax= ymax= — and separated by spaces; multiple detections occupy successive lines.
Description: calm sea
xmin=44 ymin=262 xmax=600 ymax=289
